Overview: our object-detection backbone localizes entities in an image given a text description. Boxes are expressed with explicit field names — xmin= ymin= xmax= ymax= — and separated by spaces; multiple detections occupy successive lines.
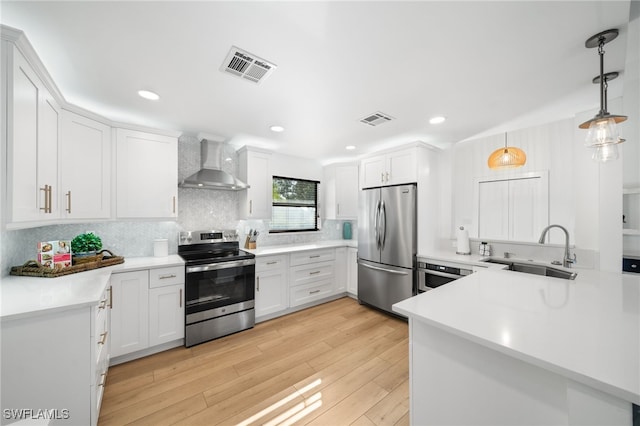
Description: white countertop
xmin=393 ymin=268 xmax=640 ymax=405
xmin=1 ymin=255 xmax=184 ymax=322
xmin=417 ymin=250 xmax=495 ymax=266
xmin=245 ymin=239 xmax=357 ymax=256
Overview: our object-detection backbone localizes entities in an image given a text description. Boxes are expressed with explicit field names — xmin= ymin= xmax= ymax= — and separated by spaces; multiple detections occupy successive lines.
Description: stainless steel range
xmin=178 ymin=230 xmax=256 ymax=347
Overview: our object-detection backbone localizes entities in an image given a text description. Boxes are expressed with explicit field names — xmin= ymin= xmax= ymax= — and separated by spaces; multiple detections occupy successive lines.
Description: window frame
xmin=269 ymin=175 xmax=320 ymax=234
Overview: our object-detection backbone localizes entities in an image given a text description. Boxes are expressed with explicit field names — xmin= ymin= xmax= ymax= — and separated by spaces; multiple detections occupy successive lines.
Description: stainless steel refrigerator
xmin=358 ymin=183 xmax=416 ymax=315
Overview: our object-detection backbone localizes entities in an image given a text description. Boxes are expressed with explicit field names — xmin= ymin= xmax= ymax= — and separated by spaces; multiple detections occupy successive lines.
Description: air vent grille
xmin=221 ymin=47 xmax=276 ymax=84
xmin=360 ymin=111 xmax=394 ymax=126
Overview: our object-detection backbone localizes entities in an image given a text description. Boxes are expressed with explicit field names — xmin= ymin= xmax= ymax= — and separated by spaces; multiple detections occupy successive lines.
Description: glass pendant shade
xmin=487 ymin=146 xmax=526 ymax=169
xmin=584 ymin=117 xmax=623 ymax=147
xmin=591 ymin=143 xmax=619 ymax=162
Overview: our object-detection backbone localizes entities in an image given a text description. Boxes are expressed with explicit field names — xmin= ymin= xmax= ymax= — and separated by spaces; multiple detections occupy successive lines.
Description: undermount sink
xmin=482 ymin=258 xmax=577 ymax=280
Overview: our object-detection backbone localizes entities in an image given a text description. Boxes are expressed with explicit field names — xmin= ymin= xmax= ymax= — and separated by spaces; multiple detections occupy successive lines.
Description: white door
xmin=110 ymin=271 xmax=149 ymax=357
xmin=360 ymin=155 xmax=385 ymax=189
xmin=116 ymin=129 xmax=177 ymax=218
xmin=255 ymin=269 xmax=288 ymax=317
xmin=60 ymin=111 xmax=111 ymax=219
xmin=335 ymin=166 xmax=359 ymax=219
xmin=478 ymin=180 xmax=509 ymax=240
xmin=149 ymin=285 xmax=184 ymax=346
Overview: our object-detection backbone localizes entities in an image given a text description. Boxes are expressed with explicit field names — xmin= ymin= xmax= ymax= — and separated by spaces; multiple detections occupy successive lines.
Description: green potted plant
xmin=71 ymin=232 xmax=103 ymax=264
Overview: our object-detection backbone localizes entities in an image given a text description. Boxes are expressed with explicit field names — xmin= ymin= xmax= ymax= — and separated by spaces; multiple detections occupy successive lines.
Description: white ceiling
xmin=0 ymin=1 xmax=632 ymax=164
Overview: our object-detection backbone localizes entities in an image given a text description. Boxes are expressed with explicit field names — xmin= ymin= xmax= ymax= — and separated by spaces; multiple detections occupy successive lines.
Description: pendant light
xmin=579 ymin=29 xmax=627 ymax=161
xmin=487 ymin=132 xmax=526 ymax=169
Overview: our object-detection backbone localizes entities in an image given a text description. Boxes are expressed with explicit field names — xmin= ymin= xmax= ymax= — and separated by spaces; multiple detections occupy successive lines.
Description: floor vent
xmin=220 ymin=46 xmax=277 ymax=84
xmin=360 ymin=111 xmax=394 ymax=126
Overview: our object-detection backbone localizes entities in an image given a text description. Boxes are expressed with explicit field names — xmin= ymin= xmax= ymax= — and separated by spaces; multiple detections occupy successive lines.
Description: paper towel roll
xmin=456 ymin=226 xmax=471 ymax=255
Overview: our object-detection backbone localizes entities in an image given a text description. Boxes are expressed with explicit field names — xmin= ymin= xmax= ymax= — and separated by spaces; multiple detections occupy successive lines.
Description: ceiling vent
xmin=360 ymin=111 xmax=394 ymax=126
xmin=220 ymin=46 xmax=277 ymax=84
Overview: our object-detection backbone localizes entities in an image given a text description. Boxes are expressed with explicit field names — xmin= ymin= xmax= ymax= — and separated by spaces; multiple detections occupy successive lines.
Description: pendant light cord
xmin=598 ymin=40 xmax=607 ymax=116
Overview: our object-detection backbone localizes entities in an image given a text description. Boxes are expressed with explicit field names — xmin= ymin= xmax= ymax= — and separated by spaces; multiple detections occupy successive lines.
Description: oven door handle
xmin=419 ymin=269 xmax=463 ymax=280
xmin=187 ymin=258 xmax=256 ymax=273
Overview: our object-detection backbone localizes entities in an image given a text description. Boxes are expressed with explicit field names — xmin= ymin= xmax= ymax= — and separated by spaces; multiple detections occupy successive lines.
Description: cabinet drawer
xmin=256 ymin=255 xmax=287 ymax=272
xmin=149 ymin=266 xmax=184 ymax=288
xmin=290 ymin=261 xmax=334 ymax=287
xmin=290 ymin=249 xmax=335 ymax=266
xmin=290 ymin=279 xmax=334 ymax=307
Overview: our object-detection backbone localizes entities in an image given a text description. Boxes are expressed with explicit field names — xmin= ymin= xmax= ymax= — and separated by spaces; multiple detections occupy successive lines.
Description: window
xmin=270 ymin=176 xmax=319 ymax=233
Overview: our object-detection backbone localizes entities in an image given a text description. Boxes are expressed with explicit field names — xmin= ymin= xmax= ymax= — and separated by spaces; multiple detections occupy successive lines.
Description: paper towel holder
xmin=456 ymin=226 xmax=471 ymax=255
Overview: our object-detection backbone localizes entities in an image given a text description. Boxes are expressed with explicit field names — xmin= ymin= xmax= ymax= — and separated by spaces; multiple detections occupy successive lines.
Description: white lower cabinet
xmin=110 ymin=270 xmax=149 ymax=357
xmin=335 ymin=247 xmax=347 ymax=293
xmin=255 ymin=255 xmax=288 ymax=318
xmin=149 ymin=266 xmax=185 ymax=346
xmin=347 ymin=247 xmax=358 ymax=296
xmin=111 ymin=265 xmax=184 ymax=360
xmin=0 ymin=284 xmax=111 ymax=426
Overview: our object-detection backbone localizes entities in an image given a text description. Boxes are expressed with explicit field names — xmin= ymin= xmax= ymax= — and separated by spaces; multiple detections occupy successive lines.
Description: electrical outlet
xmin=336 ymin=223 xmax=340 ymax=230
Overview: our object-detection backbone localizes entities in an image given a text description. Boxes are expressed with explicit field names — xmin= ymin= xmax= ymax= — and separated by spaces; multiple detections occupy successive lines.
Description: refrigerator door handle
xmin=374 ymin=200 xmax=381 ymax=249
xmin=380 ymin=200 xmax=387 ymax=250
xmin=359 ymin=261 xmax=410 ymax=276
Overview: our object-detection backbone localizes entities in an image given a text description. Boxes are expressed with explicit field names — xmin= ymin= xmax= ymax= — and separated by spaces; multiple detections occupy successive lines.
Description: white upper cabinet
xmin=323 ymin=163 xmax=359 ymax=220
xmin=60 ymin=110 xmax=111 ymax=219
xmin=474 ymin=172 xmax=549 ymax=242
xmin=4 ymin=44 xmax=60 ymax=226
xmin=360 ymin=147 xmax=418 ymax=188
xmin=238 ymin=147 xmax=272 ymax=219
xmin=116 ymin=128 xmax=178 ymax=219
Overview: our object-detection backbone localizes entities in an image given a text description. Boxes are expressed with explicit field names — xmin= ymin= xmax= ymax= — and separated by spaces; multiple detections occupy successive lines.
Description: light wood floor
xmin=99 ymin=297 xmax=409 ymax=426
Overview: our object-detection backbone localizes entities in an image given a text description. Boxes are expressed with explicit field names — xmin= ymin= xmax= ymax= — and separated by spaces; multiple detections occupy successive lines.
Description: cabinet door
xmin=239 ymin=149 xmax=272 ymax=219
xmin=149 ymin=284 xmax=184 ymax=347
xmin=256 ymin=268 xmax=288 ymax=318
xmin=7 ymin=46 xmax=60 ymax=223
xmin=347 ymin=247 xmax=358 ymax=295
xmin=387 ymin=148 xmax=417 ymax=185
xmin=334 ymin=247 xmax=347 ymax=293
xmin=116 ymin=129 xmax=178 ymax=218
xmin=335 ymin=166 xmax=359 ymax=219
xmin=60 ymin=111 xmax=111 ymax=219
xmin=478 ymin=180 xmax=509 ymax=240
xmin=360 ymin=155 xmax=386 ymax=189
xmin=110 ymin=271 xmax=149 ymax=357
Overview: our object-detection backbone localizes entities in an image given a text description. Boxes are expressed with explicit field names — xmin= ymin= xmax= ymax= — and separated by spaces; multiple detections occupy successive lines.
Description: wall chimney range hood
xmin=179 ymin=140 xmax=249 ymax=191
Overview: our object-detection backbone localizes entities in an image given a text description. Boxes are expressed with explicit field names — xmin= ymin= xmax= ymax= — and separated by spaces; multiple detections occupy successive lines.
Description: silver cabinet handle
xmin=65 ymin=191 xmax=71 ymax=213
xmin=266 ymin=261 xmax=277 ymax=265
xmin=309 ymin=271 xmax=321 ymax=275
xmin=108 ymin=285 xmax=113 ymax=309
xmin=98 ymin=331 xmax=108 ymax=345
xmin=172 ymin=196 xmax=176 ymax=214
xmin=257 ymin=276 xmax=260 ymax=292
xmin=386 ymin=172 xmax=389 ymax=182
xmin=159 ymin=274 xmax=176 ymax=280
xmin=309 ymin=255 xmax=320 ymax=259
xmin=98 ymin=299 xmax=107 ymax=310
xmin=40 ymin=185 xmax=52 ymax=213
xmin=249 ymin=200 xmax=253 ymax=215
xmin=179 ymin=289 xmax=183 ymax=308
xmin=309 ymin=289 xmax=321 ymax=295
xmin=380 ymin=172 xmax=384 ymax=183
xmin=98 ymin=373 xmax=107 ymax=387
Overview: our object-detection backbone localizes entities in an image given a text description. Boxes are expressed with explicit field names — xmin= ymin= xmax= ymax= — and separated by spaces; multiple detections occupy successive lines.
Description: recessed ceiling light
xmin=345 ymin=145 xmax=356 ymax=150
xmin=138 ymin=90 xmax=160 ymax=101
xmin=429 ymin=116 xmax=446 ymax=124
xmin=270 ymin=125 xmax=285 ymax=133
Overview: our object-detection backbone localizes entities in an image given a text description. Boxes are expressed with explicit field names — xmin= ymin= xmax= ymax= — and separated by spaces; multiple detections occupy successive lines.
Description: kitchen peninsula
xmin=393 ymin=268 xmax=639 ymax=425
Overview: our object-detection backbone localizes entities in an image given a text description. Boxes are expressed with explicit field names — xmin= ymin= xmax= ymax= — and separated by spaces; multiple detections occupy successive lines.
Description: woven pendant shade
xmin=487 ymin=133 xmax=526 ymax=169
